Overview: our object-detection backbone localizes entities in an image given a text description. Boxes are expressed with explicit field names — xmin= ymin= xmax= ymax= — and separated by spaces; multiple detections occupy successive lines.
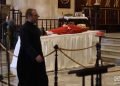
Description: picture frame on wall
xmin=58 ymin=0 xmax=70 ymax=8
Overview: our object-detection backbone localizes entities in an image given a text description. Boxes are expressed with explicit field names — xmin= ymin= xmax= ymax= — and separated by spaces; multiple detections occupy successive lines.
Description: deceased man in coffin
xmin=46 ymin=24 xmax=89 ymax=35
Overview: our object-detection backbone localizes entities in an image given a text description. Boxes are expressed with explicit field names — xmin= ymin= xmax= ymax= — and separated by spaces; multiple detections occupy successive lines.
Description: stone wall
xmin=6 ymin=0 xmax=75 ymax=18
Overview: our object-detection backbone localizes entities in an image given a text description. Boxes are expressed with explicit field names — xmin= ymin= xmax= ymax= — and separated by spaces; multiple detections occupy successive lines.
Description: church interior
xmin=0 ymin=0 xmax=120 ymax=86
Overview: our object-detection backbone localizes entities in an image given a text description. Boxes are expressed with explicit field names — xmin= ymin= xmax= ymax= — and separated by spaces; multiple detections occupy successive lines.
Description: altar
xmin=10 ymin=30 xmax=99 ymax=71
xmin=58 ymin=16 xmax=89 ymax=26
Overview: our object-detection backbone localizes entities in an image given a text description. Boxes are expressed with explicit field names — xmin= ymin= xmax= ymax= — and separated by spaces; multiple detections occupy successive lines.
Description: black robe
xmin=17 ymin=21 xmax=48 ymax=86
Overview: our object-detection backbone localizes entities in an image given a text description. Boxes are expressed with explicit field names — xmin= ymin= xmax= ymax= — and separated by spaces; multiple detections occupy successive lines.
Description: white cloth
xmin=41 ymin=30 xmax=99 ymax=71
xmin=10 ymin=30 xmax=99 ymax=71
xmin=58 ymin=16 xmax=88 ymax=20
xmin=10 ymin=36 xmax=20 ymax=68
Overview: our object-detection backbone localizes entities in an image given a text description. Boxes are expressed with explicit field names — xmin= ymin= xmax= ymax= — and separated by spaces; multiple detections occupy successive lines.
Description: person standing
xmin=17 ymin=8 xmax=48 ymax=86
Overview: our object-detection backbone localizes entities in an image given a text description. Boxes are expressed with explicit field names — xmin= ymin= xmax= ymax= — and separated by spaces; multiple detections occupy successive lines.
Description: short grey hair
xmin=25 ymin=8 xmax=35 ymax=19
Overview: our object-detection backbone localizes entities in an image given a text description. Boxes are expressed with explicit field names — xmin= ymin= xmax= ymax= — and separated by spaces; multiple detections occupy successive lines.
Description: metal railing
xmin=83 ymin=6 xmax=120 ymax=28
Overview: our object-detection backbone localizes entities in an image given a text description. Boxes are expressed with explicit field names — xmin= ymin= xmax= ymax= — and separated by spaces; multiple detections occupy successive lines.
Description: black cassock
xmin=17 ymin=21 xmax=48 ymax=86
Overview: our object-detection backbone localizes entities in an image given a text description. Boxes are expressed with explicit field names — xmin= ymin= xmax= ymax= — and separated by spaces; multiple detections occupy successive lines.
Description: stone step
xmin=101 ymin=43 xmax=120 ymax=47
xmin=102 ymin=57 xmax=116 ymax=63
xmin=102 ymin=57 xmax=120 ymax=66
xmin=101 ymin=54 xmax=120 ymax=59
xmin=101 ymin=45 xmax=120 ymax=50
xmin=101 ymin=36 xmax=120 ymax=62
xmin=101 ymin=49 xmax=120 ymax=53
xmin=101 ymin=38 xmax=120 ymax=45
xmin=101 ymin=51 xmax=120 ymax=58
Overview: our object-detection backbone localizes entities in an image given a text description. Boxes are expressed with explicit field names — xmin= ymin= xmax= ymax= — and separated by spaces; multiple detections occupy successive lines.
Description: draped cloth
xmin=11 ymin=30 xmax=99 ymax=71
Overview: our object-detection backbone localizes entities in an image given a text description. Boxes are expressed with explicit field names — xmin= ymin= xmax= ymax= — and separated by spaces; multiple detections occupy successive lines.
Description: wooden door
xmin=75 ymin=0 xmax=87 ymax=12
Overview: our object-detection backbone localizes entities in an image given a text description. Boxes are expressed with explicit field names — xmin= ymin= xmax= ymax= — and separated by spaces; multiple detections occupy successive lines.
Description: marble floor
xmin=0 ymin=64 xmax=120 ymax=86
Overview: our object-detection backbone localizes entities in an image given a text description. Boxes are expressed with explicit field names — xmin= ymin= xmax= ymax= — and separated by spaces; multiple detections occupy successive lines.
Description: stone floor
xmin=0 ymin=64 xmax=120 ymax=86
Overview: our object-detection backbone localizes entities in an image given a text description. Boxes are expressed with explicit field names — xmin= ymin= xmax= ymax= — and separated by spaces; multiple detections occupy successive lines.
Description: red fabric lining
xmin=49 ymin=25 xmax=88 ymax=35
